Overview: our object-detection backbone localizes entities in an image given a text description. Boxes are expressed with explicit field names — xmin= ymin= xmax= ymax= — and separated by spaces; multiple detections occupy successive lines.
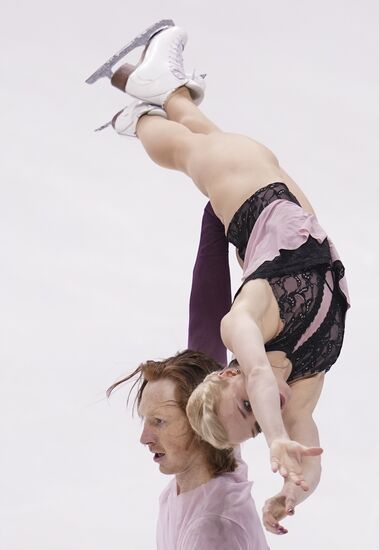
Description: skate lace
xmin=168 ymin=35 xmax=185 ymax=79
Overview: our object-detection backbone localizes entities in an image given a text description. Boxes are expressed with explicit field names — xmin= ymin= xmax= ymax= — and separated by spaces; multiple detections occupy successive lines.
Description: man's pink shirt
xmin=156 ymin=459 xmax=269 ymax=550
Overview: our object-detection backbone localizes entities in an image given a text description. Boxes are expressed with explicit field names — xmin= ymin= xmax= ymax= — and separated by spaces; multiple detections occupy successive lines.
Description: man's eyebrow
xmin=138 ymin=400 xmax=179 ymax=418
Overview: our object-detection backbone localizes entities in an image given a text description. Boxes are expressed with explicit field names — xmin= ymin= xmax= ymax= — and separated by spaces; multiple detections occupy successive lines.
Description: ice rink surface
xmin=1 ymin=1 xmax=378 ymax=548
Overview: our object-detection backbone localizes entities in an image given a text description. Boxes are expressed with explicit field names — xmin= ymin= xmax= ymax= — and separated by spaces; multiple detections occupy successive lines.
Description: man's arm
xmin=188 ymin=202 xmax=231 ymax=366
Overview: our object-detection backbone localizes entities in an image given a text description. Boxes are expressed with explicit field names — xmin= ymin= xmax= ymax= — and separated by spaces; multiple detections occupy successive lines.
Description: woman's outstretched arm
xmin=221 ymin=285 xmax=323 ymax=488
xmin=188 ymin=202 xmax=231 ymax=366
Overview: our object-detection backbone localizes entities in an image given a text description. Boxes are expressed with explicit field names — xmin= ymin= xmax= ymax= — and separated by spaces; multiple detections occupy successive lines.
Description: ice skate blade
xmin=94 ymin=120 xmax=113 ymax=132
xmin=85 ymin=19 xmax=175 ymax=84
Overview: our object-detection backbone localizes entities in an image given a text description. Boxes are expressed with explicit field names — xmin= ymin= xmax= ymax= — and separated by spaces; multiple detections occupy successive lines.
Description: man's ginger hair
xmin=107 ymin=350 xmax=236 ymax=475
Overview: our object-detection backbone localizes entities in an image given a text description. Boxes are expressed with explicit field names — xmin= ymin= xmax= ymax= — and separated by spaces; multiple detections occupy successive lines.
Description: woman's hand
xmin=270 ymin=438 xmax=323 ymax=490
xmin=262 ymin=484 xmax=297 ymax=535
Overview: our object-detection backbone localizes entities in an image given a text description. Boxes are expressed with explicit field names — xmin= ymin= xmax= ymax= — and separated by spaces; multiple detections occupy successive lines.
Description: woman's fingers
xmin=302 ymin=446 xmax=323 ymax=457
xmin=270 ymin=457 xmax=279 ymax=473
xmin=299 ymin=479 xmax=309 ymax=491
xmin=270 ymin=440 xmax=323 ymax=490
xmin=286 ymin=468 xmax=310 ymax=490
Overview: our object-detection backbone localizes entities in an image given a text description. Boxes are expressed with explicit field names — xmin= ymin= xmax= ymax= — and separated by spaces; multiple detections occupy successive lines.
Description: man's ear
xmin=218 ymin=367 xmax=240 ymax=379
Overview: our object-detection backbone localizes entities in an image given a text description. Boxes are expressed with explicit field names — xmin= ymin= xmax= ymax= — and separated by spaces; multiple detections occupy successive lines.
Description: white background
xmin=1 ymin=1 xmax=378 ymax=548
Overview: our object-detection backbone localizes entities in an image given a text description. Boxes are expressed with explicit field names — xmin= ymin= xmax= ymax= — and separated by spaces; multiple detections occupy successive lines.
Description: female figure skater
xmin=104 ymin=24 xmax=349 ymax=525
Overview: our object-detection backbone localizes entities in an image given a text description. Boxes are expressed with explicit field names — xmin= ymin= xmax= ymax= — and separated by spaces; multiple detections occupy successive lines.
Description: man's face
xmin=138 ymin=379 xmax=199 ymax=475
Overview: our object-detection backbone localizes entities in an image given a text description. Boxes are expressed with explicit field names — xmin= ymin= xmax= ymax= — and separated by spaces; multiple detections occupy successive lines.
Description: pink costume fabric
xmin=242 ymin=199 xmax=350 ymax=305
xmin=156 ymin=458 xmax=269 ymax=550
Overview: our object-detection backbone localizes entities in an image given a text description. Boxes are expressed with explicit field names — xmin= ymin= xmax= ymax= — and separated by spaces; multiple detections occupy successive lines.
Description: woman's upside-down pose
xmin=102 ymin=24 xmax=349 ymax=533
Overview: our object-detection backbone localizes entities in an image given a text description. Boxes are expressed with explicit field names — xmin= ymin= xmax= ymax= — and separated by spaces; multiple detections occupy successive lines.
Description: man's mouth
xmin=153 ymin=452 xmax=165 ymax=462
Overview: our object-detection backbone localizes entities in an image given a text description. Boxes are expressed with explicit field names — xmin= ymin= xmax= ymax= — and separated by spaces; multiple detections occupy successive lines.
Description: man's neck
xmin=175 ymin=457 xmax=212 ymax=495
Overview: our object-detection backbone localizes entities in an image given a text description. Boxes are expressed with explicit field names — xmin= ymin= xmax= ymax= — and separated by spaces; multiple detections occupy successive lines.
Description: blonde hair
xmin=186 ymin=372 xmax=233 ymax=450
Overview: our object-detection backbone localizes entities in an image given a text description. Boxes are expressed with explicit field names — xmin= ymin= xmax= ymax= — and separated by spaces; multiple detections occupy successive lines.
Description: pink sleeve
xmin=179 ymin=516 xmax=252 ymax=550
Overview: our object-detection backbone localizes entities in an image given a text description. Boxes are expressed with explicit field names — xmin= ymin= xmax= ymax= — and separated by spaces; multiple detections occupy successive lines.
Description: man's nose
xmin=140 ymin=423 xmax=156 ymax=445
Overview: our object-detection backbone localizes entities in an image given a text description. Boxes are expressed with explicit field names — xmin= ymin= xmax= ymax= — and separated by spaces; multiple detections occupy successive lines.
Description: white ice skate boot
xmin=94 ymin=72 xmax=204 ymax=134
xmin=110 ymin=100 xmax=166 ymax=137
xmin=111 ymin=26 xmax=205 ymax=107
xmin=86 ymin=20 xmax=175 ymax=84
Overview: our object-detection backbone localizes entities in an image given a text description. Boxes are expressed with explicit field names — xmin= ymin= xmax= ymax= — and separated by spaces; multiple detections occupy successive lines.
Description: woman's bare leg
xmin=165 ymin=87 xmax=221 ymax=134
xmin=134 ymin=87 xmax=222 ymax=183
xmin=136 ymin=88 xmax=275 ymax=180
xmin=135 ymin=115 xmax=208 ymax=180
xmin=136 ymin=89 xmax=313 ymax=225
xmin=136 ymin=114 xmax=287 ymax=224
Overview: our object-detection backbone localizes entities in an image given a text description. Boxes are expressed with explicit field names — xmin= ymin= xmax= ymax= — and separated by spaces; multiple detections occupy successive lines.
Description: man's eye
xmin=243 ymin=400 xmax=252 ymax=413
xmin=153 ymin=418 xmax=164 ymax=426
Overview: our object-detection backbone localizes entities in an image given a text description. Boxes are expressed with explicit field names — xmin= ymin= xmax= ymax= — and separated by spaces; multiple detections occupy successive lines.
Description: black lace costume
xmin=227 ymin=183 xmax=348 ymax=383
